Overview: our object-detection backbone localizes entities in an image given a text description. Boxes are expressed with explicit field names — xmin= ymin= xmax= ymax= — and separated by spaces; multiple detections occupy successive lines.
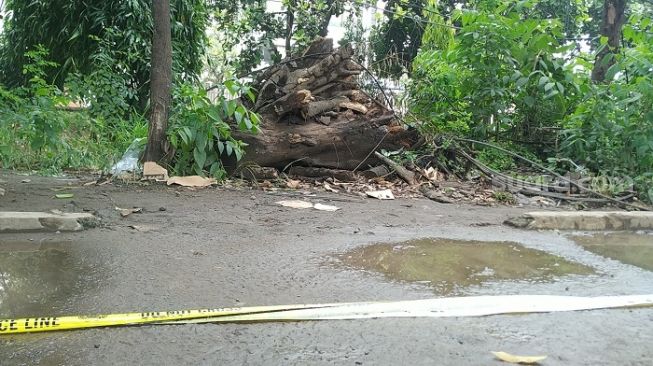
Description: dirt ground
xmin=1 ymin=171 xmax=652 ymax=365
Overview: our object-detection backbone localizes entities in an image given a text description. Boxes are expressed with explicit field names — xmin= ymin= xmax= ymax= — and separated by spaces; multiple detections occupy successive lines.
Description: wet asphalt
xmin=0 ymin=173 xmax=652 ymax=365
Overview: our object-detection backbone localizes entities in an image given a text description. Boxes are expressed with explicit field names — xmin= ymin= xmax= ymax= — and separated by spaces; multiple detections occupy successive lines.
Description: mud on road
xmin=1 ymin=172 xmax=652 ymax=365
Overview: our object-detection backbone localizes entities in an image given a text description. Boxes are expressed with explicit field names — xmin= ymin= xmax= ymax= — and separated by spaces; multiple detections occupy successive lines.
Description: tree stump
xmin=234 ymin=38 xmax=417 ymax=171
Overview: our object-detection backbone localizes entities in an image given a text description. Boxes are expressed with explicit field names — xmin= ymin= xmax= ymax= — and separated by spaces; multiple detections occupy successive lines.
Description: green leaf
xmin=544 ymin=82 xmax=555 ymax=92
xmin=599 ymin=53 xmax=615 ymax=67
xmin=223 ymin=100 xmax=236 ymax=117
xmin=246 ymin=89 xmax=256 ymax=103
xmin=208 ymin=108 xmax=222 ymax=122
xmin=605 ymin=63 xmax=620 ymax=80
xmin=516 ymin=77 xmax=529 ymax=88
xmin=183 ymin=127 xmax=194 ymax=144
xmin=538 ymin=76 xmax=548 ymax=87
xmin=226 ymin=141 xmax=233 ymax=156
xmin=193 ymin=147 xmax=206 ymax=169
xmin=249 ymin=112 xmax=261 ymax=126
xmin=619 ymin=93 xmax=642 ymax=105
xmin=179 ymin=129 xmax=190 ymax=146
xmin=224 ymin=80 xmax=240 ymax=96
xmin=234 ymin=108 xmax=244 ymax=124
xmin=205 ymin=152 xmax=217 ymax=166
xmin=209 ymin=162 xmax=220 ymax=176
xmin=196 ymin=133 xmax=208 ymax=150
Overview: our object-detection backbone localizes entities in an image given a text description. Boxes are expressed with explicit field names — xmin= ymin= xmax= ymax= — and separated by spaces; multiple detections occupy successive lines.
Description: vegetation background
xmin=0 ymin=0 xmax=651 ymax=201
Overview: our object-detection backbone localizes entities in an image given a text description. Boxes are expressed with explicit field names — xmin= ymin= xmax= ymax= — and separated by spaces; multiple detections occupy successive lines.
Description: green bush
xmin=561 ymin=15 xmax=653 ymax=202
xmin=409 ymin=2 xmax=581 ymax=148
xmin=0 ymin=46 xmax=146 ymax=173
xmin=168 ymin=80 xmax=261 ymax=178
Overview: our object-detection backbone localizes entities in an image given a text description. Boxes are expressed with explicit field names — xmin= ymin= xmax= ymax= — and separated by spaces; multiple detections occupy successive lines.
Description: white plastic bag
xmin=110 ymin=138 xmax=145 ymax=176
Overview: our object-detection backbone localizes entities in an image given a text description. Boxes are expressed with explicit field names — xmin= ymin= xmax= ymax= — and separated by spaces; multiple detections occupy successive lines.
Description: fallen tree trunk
xmin=234 ymin=38 xmax=416 ymax=171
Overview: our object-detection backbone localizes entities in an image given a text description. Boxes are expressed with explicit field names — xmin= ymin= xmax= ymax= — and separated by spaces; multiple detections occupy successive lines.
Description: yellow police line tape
xmin=0 ymin=303 xmax=339 ymax=335
xmin=2 ymin=295 xmax=652 ymax=335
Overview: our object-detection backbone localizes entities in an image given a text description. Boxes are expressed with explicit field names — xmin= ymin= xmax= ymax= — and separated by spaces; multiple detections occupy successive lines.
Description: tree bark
xmin=318 ymin=1 xmax=334 ymax=37
xmin=285 ymin=7 xmax=295 ymax=57
xmin=231 ymin=39 xmax=417 ymax=171
xmin=591 ymin=0 xmax=627 ymax=82
xmin=144 ymin=0 xmax=173 ymax=162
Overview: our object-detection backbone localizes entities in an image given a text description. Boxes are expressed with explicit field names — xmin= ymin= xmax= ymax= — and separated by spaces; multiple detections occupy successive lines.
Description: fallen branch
xmin=519 ymin=188 xmax=635 ymax=203
xmin=374 ymin=151 xmax=416 ymax=185
xmin=289 ymin=166 xmax=360 ymax=182
xmin=456 ymin=138 xmax=649 ymax=211
xmin=457 ymin=148 xmax=636 ymax=205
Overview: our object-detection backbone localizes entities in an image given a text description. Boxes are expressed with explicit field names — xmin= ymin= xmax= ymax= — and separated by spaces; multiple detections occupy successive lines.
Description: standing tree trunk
xmin=144 ymin=0 xmax=173 ymax=162
xmin=591 ymin=0 xmax=627 ymax=82
xmin=285 ymin=5 xmax=295 ymax=57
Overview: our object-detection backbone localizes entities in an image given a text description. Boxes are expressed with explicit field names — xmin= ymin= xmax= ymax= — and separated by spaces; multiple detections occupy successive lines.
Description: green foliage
xmin=561 ymin=14 xmax=653 ymax=202
xmin=0 ymin=47 xmax=145 ymax=173
xmin=207 ymin=0 xmax=369 ymax=76
xmin=370 ymin=0 xmax=426 ymax=77
xmin=477 ymin=148 xmax=516 ymax=172
xmin=492 ymin=190 xmax=516 ymax=204
xmin=65 ymin=30 xmax=139 ymax=123
xmin=0 ymin=0 xmax=208 ymax=113
xmin=0 ymin=47 xmax=69 ymax=159
xmin=168 ymin=81 xmax=261 ymax=178
xmin=410 ymin=1 xmax=581 ymax=149
xmin=529 ymin=0 xmax=590 ymax=39
xmin=207 ymin=0 xmax=285 ymax=76
xmin=420 ymin=0 xmax=455 ymax=52
xmin=410 ymin=2 xmax=653 ymax=202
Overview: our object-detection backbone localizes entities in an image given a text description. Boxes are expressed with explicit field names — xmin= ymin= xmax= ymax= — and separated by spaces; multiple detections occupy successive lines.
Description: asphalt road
xmin=1 ymin=173 xmax=652 ymax=365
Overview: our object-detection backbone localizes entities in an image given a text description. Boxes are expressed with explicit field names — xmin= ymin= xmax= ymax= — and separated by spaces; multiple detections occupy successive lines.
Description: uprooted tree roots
xmin=232 ymin=38 xmax=417 ymax=172
xmin=227 ymin=38 xmax=647 ymax=209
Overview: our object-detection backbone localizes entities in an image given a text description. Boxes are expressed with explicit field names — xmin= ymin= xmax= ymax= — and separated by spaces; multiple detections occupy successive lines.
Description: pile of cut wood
xmin=233 ymin=38 xmax=416 ymax=174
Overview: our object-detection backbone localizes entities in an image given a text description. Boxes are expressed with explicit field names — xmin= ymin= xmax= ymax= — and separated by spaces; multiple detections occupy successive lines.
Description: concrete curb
xmin=0 ymin=212 xmax=98 ymax=232
xmin=505 ymin=211 xmax=653 ymax=231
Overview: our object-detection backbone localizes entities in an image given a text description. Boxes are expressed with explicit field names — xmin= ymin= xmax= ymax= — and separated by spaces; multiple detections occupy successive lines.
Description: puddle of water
xmin=0 ymin=244 xmax=99 ymax=318
xmin=571 ymin=232 xmax=653 ymax=271
xmin=337 ymin=238 xmax=594 ymax=294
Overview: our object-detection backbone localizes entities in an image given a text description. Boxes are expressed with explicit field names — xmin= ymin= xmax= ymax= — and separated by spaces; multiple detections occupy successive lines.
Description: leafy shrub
xmin=0 ymin=0 xmax=209 ymax=111
xmin=66 ymin=29 xmax=140 ymax=124
xmin=0 ymin=46 xmax=145 ymax=172
xmin=409 ymin=1 xmax=581 ymax=150
xmin=168 ymin=80 xmax=261 ymax=178
xmin=561 ymin=15 xmax=653 ymax=202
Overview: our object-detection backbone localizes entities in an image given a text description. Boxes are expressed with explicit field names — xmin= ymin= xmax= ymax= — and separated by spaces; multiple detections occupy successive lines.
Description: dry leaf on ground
xmin=286 ymin=179 xmax=302 ymax=189
xmin=420 ymin=167 xmax=441 ymax=182
xmin=492 ymin=351 xmax=547 ymax=364
xmin=323 ymin=182 xmax=339 ymax=193
xmin=276 ymin=200 xmax=341 ymax=211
